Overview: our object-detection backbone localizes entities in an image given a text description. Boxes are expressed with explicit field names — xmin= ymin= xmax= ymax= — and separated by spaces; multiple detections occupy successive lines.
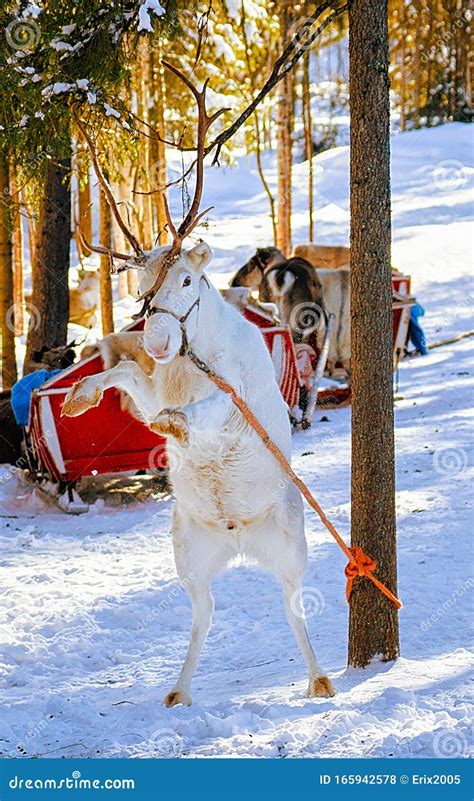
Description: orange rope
xmin=189 ymin=352 xmax=402 ymax=610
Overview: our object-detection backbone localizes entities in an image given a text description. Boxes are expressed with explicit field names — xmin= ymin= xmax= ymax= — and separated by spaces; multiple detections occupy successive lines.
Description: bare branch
xmin=208 ymin=2 xmax=349 ymax=164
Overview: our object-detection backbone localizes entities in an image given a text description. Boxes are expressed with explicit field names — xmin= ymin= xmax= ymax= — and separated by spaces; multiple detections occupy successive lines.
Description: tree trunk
xmin=302 ymin=51 xmax=314 ymax=242
xmin=150 ymin=40 xmax=168 ymax=245
xmin=399 ymin=1 xmax=407 ymax=132
xmin=136 ymin=40 xmax=154 ymax=251
xmin=99 ymin=184 xmax=114 ymax=335
xmin=111 ymin=177 xmax=130 ymax=300
xmin=348 ymin=0 xmax=400 ymax=668
xmin=255 ymin=112 xmax=278 ymax=246
xmin=25 ymin=147 xmax=71 ymax=372
xmin=10 ymin=163 xmax=24 ymax=336
xmin=413 ymin=0 xmax=423 ymax=126
xmin=276 ymin=1 xmax=293 ymax=256
xmin=0 ymin=149 xmax=17 ymax=389
xmin=22 ymin=182 xmax=38 ymax=297
xmin=77 ymin=142 xmax=92 ymax=258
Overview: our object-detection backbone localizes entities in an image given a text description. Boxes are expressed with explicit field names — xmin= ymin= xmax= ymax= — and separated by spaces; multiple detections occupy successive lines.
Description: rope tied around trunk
xmin=187 ymin=348 xmax=402 ymax=610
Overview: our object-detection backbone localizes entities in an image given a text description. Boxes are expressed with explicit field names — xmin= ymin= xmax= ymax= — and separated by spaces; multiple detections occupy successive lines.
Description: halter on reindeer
xmin=63 ymin=65 xmax=336 ymax=706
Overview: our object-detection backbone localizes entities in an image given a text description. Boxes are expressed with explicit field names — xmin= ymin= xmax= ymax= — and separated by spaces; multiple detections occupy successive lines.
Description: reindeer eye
xmin=182 ymin=275 xmax=192 ymax=287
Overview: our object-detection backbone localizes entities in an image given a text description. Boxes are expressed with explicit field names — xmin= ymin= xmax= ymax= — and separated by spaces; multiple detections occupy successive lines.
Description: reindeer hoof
xmin=61 ymin=379 xmax=103 ymax=417
xmin=151 ymin=409 xmax=189 ymax=444
xmin=307 ymin=676 xmax=336 ymax=698
xmin=163 ymin=689 xmax=192 ymax=708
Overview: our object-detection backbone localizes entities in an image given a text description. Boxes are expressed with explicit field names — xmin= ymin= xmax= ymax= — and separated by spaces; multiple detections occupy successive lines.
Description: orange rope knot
xmin=345 ymin=546 xmax=402 ymax=609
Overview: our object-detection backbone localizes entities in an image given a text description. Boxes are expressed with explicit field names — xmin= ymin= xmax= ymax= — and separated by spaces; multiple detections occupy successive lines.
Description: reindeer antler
xmin=162 ymin=61 xmax=229 ymax=237
xmin=72 ymin=68 xmax=227 ymax=306
xmin=76 ymin=225 xmax=131 ymax=272
xmin=73 ymin=107 xmax=145 ymax=264
xmin=139 ymin=62 xmax=230 ymax=303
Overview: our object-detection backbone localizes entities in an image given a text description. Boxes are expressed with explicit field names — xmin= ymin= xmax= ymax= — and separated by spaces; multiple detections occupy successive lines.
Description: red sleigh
xmin=27 ymin=275 xmax=413 ymax=507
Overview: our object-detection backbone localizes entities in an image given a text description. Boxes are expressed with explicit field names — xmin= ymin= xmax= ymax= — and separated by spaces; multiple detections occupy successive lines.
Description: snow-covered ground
xmin=0 ymin=123 xmax=473 ymax=758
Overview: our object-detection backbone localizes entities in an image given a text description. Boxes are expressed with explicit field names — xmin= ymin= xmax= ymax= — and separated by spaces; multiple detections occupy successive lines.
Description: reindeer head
xmin=231 ymin=247 xmax=285 ymax=291
xmin=139 ymin=241 xmax=212 ymax=363
xmin=74 ymin=62 xmax=228 ymax=361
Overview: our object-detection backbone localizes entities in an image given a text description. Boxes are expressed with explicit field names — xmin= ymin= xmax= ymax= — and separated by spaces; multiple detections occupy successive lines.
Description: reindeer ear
xmin=187 ymin=241 xmax=212 ymax=271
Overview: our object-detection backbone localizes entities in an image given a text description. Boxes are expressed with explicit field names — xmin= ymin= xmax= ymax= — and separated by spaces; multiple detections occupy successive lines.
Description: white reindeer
xmin=62 ymin=241 xmax=335 ymax=706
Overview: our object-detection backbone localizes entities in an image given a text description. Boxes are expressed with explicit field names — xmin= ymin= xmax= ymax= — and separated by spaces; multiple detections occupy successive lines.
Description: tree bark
xmin=150 ymin=39 xmax=168 ymax=245
xmin=10 ymin=164 xmax=24 ymax=337
xmin=136 ymin=39 xmax=154 ymax=251
xmin=22 ymin=183 xmax=38 ymax=288
xmin=399 ymin=1 xmax=407 ymax=132
xmin=25 ymin=147 xmax=71 ymax=372
xmin=302 ymin=51 xmax=314 ymax=242
xmin=77 ymin=141 xmax=92 ymax=258
xmin=112 ymin=176 xmax=130 ymax=300
xmin=348 ymin=0 xmax=400 ymax=668
xmin=0 ymin=149 xmax=17 ymax=389
xmin=413 ymin=0 xmax=423 ymax=126
xmin=276 ymin=1 xmax=293 ymax=256
xmin=99 ymin=183 xmax=114 ymax=335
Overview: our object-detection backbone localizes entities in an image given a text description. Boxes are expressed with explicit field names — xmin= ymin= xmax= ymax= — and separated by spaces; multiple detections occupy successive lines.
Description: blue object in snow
xmin=10 ymin=370 xmax=61 ymax=427
xmin=408 ymin=302 xmax=428 ymax=355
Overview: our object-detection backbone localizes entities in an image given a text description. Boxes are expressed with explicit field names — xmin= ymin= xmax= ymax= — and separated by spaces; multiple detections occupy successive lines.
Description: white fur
xmin=62 ymin=242 xmax=332 ymax=705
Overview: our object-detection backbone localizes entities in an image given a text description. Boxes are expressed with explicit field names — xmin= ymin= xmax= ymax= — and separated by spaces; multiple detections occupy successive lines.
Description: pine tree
xmin=0 ymin=148 xmax=17 ymax=389
xmin=276 ymin=1 xmax=294 ymax=256
xmin=24 ymin=148 xmax=71 ymax=371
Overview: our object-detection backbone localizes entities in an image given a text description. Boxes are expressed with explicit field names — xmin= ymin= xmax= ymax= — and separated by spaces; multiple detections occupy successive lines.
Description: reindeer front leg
xmin=61 ymin=360 xmax=158 ymax=422
xmin=151 ymin=390 xmax=233 ymax=444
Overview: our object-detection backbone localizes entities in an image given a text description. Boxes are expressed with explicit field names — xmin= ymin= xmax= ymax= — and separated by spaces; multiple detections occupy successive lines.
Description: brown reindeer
xmin=232 ymin=247 xmax=350 ymax=379
xmin=293 ymin=243 xmax=350 ymax=270
xmin=231 ymin=247 xmax=325 ymax=344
